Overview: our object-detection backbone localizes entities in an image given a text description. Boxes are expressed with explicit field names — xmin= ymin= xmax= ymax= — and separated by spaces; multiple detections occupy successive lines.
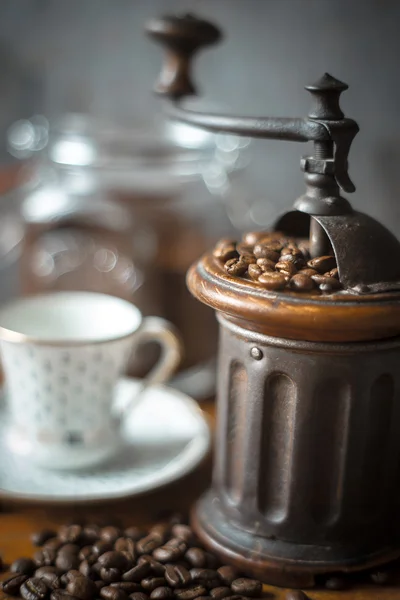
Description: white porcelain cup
xmin=0 ymin=292 xmax=183 ymax=469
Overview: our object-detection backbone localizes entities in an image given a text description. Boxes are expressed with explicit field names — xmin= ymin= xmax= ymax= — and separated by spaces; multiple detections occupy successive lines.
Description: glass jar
xmin=8 ymin=114 xmax=251 ymax=399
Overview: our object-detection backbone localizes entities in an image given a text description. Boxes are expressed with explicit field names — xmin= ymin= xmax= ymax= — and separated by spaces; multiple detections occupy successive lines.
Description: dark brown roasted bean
xmin=55 ymin=553 xmax=80 ymax=572
xmin=129 ymin=594 xmax=149 ymax=600
xmin=110 ymin=582 xmax=141 ymax=594
xmin=123 ymin=562 xmax=151 ymax=582
xmin=20 ymin=577 xmax=49 ymax=600
xmin=231 ymin=578 xmax=262 ymax=597
xmin=100 ymin=568 xmax=122 ymax=584
xmin=224 ymin=258 xmax=248 ymax=276
xmin=11 ymin=558 xmax=36 ymax=576
xmin=210 ymin=587 xmax=232 ymax=599
xmin=217 ymin=565 xmax=237 ymax=584
xmin=307 ymin=255 xmax=336 ymax=273
xmin=141 ymin=578 xmax=167 ymax=592
xmin=97 ymin=552 xmax=129 ymax=571
xmin=184 ymin=548 xmax=207 ymax=569
xmin=101 ymin=528 xmax=122 ymax=544
xmin=31 ymin=531 xmax=57 ymax=547
xmin=136 ymin=536 xmax=164 ymax=556
xmin=164 ymin=564 xmax=191 ymax=588
xmin=67 ymin=577 xmax=97 ymax=600
xmin=289 ymin=273 xmax=315 ymax=292
xmin=150 ymin=588 xmax=173 ymax=600
xmin=114 ymin=539 xmax=136 ymax=557
xmin=51 ymin=591 xmax=81 ymax=600
xmin=124 ymin=528 xmax=146 ymax=542
xmin=213 ymin=241 xmax=238 ymax=263
xmin=247 ymin=264 xmax=263 ymax=280
xmin=257 ymin=272 xmax=288 ymax=290
xmin=58 ymin=525 xmax=83 ymax=545
xmin=93 ymin=541 xmax=114 ymax=557
xmin=100 ymin=586 xmax=128 ymax=600
xmin=1 ymin=574 xmax=29 ymax=596
xmin=174 ymin=586 xmax=207 ymax=600
xmin=38 ymin=572 xmax=62 ymax=591
xmin=256 ymin=258 xmax=276 ymax=272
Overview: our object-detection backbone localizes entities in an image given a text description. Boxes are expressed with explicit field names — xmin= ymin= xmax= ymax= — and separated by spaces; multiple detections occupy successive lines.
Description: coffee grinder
xmin=147 ymin=14 xmax=400 ymax=588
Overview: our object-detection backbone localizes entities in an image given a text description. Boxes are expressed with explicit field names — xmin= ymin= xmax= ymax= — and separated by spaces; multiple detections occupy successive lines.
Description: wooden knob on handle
xmin=146 ymin=13 xmax=222 ymax=99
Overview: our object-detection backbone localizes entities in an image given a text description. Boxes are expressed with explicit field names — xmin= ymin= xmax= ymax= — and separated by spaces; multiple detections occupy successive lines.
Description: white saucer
xmin=0 ymin=377 xmax=211 ymax=502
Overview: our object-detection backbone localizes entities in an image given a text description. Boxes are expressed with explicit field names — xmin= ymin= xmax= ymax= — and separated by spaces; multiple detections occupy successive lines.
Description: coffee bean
xmin=38 ymin=572 xmax=62 ymax=591
xmin=51 ymin=591 xmax=81 ymax=600
xmin=67 ymin=578 xmax=97 ymax=600
xmin=247 ymin=264 xmax=263 ymax=281
xmin=276 ymin=261 xmax=297 ymax=276
xmin=231 ymin=578 xmax=262 ymax=597
xmin=210 ymin=587 xmax=232 ymax=599
xmin=34 ymin=549 xmax=57 ymax=567
xmin=1 ymin=574 xmax=29 ymax=595
xmin=124 ymin=528 xmax=146 ymax=542
xmin=150 ymin=587 xmax=173 ymax=600
xmin=58 ymin=544 xmax=80 ymax=556
xmin=20 ymin=577 xmax=49 ymax=600
xmin=370 ymin=570 xmax=390 ymax=585
xmin=55 ymin=553 xmax=80 ymax=571
xmin=284 ymin=591 xmax=308 ymax=600
xmin=59 ymin=574 xmax=69 ymax=587
xmin=170 ymin=525 xmax=193 ymax=543
xmin=175 ymin=586 xmax=207 ymax=600
xmin=123 ymin=562 xmax=151 ymax=582
xmin=32 ymin=531 xmax=57 ymax=547
xmin=97 ymin=552 xmax=129 ymax=571
xmin=164 ymin=565 xmax=191 ymax=588
xmin=79 ymin=560 xmax=97 ymax=580
xmin=100 ymin=586 xmax=128 ymax=600
xmin=79 ymin=547 xmax=97 ymax=565
xmin=137 ymin=536 xmax=164 ymax=555
xmin=100 ymin=568 xmax=122 ymax=584
xmin=82 ymin=525 xmax=101 ymax=545
xmin=253 ymin=244 xmax=280 ymax=262
xmin=239 ymin=253 xmax=256 ymax=266
xmin=137 ymin=556 xmax=165 ymax=576
xmin=289 ymin=273 xmax=315 ymax=292
xmin=152 ymin=543 xmax=186 ymax=563
xmin=59 ymin=525 xmax=83 ymax=545
xmin=185 ymin=548 xmax=207 ymax=569
xmin=236 ymin=243 xmax=253 ymax=256
xmin=114 ymin=539 xmax=136 ymax=557
xmin=195 ymin=597 xmax=213 ymax=600
xmin=319 ymin=277 xmax=342 ymax=292
xmin=299 ymin=268 xmax=318 ymax=277
xmin=190 ymin=569 xmax=220 ymax=587
xmin=43 ymin=539 xmax=64 ymax=553
xmin=217 ymin=567 xmax=237 ymax=587
xmin=224 ymin=258 xmax=248 ymax=276
xmin=213 ymin=242 xmax=238 ymax=263
xmin=65 ymin=569 xmax=82 ymax=585
xmin=35 ymin=567 xmax=62 ymax=578
xmin=141 ymin=578 xmax=167 ymax=592
xmin=95 ymin=581 xmax=106 ymax=592
xmin=93 ymin=540 xmax=114 ymax=557
xmin=324 ymin=576 xmax=347 ymax=590
xmin=242 ymin=232 xmax=267 ymax=246
xmin=257 ymin=272 xmax=288 ymax=290
xmin=110 ymin=583 xmax=141 ymax=594
xmin=307 ymin=255 xmax=336 ymax=273
xmin=11 ymin=558 xmax=36 ymax=575
xmin=256 ymin=258 xmax=276 ymax=272
xmin=328 ymin=267 xmax=339 ymax=279
xmin=101 ymin=528 xmax=122 ymax=544
xmin=129 ymin=594 xmax=149 ymax=600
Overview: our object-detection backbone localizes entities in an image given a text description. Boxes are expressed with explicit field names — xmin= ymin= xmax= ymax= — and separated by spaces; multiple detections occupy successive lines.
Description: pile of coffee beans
xmin=213 ymin=231 xmax=342 ymax=294
xmin=0 ymin=521 xmax=264 ymax=600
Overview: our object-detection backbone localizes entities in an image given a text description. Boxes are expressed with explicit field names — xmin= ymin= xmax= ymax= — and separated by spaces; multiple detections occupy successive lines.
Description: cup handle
xmin=119 ymin=316 xmax=184 ymax=417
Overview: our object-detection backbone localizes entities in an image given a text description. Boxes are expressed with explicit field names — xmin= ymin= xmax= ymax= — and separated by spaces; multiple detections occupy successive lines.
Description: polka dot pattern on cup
xmin=0 ymin=338 xmax=133 ymax=448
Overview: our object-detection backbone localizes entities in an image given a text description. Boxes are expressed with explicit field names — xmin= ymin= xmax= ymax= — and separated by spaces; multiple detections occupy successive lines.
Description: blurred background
xmin=0 ymin=0 xmax=398 ymax=397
